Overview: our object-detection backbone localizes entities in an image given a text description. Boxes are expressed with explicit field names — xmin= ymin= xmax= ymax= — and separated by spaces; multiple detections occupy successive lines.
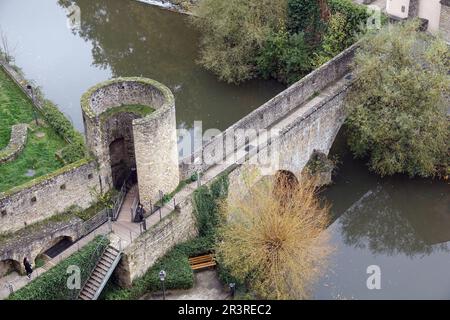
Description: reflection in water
xmin=55 ymin=0 xmax=285 ymax=130
xmin=315 ymin=129 xmax=450 ymax=299
xmin=339 ymin=185 xmax=449 ymax=258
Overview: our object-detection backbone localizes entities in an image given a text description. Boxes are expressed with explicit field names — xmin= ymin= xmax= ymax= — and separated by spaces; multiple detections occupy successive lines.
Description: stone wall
xmin=179 ymin=44 xmax=358 ymax=179
xmin=114 ymin=198 xmax=197 ymax=287
xmin=440 ymin=3 xmax=450 ymax=42
xmin=0 ymin=124 xmax=28 ymax=164
xmin=226 ymin=72 xmax=350 ymax=201
xmin=0 ymin=159 xmax=101 ymax=234
xmin=133 ymin=104 xmax=179 ymax=209
xmin=0 ymin=217 xmax=83 ymax=274
xmin=82 ymin=78 xmax=179 ymax=208
xmin=276 ymin=83 xmax=349 ymax=175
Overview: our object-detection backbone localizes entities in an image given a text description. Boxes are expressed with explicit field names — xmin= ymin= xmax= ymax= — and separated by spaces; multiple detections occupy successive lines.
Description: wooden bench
xmin=189 ymin=254 xmax=217 ymax=271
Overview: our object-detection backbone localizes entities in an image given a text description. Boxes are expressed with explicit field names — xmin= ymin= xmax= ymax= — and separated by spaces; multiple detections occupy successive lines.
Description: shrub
xmin=60 ymin=137 xmax=86 ymax=164
xmin=328 ymin=0 xmax=372 ymax=33
xmin=9 ymin=236 xmax=109 ymax=300
xmin=257 ymin=30 xmax=312 ymax=84
xmin=346 ymin=20 xmax=450 ymax=177
xmin=217 ymin=173 xmax=331 ymax=299
xmin=313 ymin=12 xmax=354 ymax=67
xmin=193 ymin=173 xmax=229 ymax=237
xmin=192 ymin=0 xmax=287 ymax=83
xmin=40 ymin=99 xmax=86 ymax=162
xmin=287 ymin=0 xmax=329 ymax=46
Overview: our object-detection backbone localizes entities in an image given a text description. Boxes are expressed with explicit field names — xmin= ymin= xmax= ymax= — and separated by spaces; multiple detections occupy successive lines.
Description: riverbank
xmin=135 ymin=0 xmax=195 ymax=15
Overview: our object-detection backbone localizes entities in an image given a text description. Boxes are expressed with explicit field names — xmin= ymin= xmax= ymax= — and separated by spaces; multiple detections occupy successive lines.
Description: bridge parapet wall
xmin=179 ymin=44 xmax=358 ymax=179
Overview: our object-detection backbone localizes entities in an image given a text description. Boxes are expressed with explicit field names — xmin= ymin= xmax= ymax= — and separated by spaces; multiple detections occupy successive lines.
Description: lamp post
xmin=26 ymin=85 xmax=38 ymax=125
xmin=229 ymin=283 xmax=236 ymax=299
xmin=159 ymin=270 xmax=166 ymax=300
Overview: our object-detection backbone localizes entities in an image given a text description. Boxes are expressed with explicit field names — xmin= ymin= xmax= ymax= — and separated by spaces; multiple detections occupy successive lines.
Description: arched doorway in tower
xmin=109 ymin=137 xmax=134 ymax=189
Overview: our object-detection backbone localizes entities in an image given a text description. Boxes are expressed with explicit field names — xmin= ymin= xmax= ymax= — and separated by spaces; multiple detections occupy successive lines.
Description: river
xmin=0 ymin=0 xmax=449 ymax=300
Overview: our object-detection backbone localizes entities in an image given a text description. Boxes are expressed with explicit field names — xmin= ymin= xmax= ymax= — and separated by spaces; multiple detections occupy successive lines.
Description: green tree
xmin=257 ymin=30 xmax=312 ymax=84
xmin=313 ymin=12 xmax=355 ymax=67
xmin=346 ymin=20 xmax=450 ymax=178
xmin=287 ymin=0 xmax=330 ymax=46
xmin=192 ymin=0 xmax=287 ymax=84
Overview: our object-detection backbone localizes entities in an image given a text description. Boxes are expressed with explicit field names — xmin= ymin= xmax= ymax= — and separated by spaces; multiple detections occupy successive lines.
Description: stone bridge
xmin=0 ymin=42 xmax=356 ymax=287
xmin=178 ymin=44 xmax=357 ymax=190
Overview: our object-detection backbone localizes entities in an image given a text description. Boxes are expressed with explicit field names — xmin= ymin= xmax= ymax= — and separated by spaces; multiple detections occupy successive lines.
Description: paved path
xmin=142 ymin=270 xmax=229 ymax=300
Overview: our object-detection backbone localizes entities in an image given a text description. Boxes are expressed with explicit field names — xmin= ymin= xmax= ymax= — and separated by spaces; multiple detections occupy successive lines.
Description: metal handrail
xmin=71 ymin=234 xmax=109 ymax=300
xmin=81 ymin=208 xmax=109 ymax=237
xmin=130 ymin=195 xmax=139 ymax=222
xmin=111 ymin=182 xmax=126 ymax=221
xmin=111 ymin=170 xmax=138 ymax=221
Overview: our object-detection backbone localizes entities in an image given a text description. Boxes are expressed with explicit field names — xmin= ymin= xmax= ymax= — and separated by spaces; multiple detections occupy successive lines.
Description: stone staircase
xmin=78 ymin=245 xmax=122 ymax=300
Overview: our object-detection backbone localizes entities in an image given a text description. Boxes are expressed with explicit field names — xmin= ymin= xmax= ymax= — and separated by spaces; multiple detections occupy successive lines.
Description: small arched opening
xmin=0 ymin=259 xmax=21 ymax=277
xmin=39 ymin=236 xmax=74 ymax=261
xmin=274 ymin=170 xmax=299 ymax=190
xmin=274 ymin=170 xmax=299 ymax=202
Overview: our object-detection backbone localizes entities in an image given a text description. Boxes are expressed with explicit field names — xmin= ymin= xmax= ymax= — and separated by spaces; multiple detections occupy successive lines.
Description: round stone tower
xmin=81 ymin=77 xmax=179 ymax=210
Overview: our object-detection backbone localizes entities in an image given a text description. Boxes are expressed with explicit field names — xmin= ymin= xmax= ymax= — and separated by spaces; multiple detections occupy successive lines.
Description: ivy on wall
xmin=9 ymin=236 xmax=109 ymax=300
xmin=39 ymin=98 xmax=87 ymax=164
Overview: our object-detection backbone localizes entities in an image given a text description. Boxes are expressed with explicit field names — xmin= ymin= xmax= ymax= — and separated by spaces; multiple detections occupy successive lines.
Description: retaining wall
xmin=0 ymin=159 xmax=101 ymax=234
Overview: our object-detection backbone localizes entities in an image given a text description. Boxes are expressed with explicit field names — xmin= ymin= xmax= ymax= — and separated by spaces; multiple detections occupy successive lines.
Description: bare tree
xmin=217 ymin=171 xmax=332 ymax=300
xmin=0 ymin=27 xmax=15 ymax=63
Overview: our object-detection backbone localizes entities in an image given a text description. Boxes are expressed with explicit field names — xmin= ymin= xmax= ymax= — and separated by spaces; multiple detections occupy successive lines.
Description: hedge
xmin=9 ymin=236 xmax=109 ymax=300
xmin=103 ymin=173 xmax=230 ymax=300
xmin=328 ymin=0 xmax=372 ymax=33
xmin=39 ymin=99 xmax=87 ymax=163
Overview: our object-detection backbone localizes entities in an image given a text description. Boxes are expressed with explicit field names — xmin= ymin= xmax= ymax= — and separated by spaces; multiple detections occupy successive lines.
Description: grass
xmin=100 ymin=104 xmax=155 ymax=121
xmin=0 ymin=67 xmax=68 ymax=192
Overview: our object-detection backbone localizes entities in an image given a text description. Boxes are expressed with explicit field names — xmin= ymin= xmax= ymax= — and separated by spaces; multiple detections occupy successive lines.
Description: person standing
xmin=23 ymin=257 xmax=33 ymax=279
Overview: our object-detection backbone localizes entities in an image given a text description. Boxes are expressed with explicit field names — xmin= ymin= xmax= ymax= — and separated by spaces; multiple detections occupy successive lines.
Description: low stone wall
xmin=440 ymin=4 xmax=450 ymax=43
xmin=114 ymin=198 xmax=197 ymax=287
xmin=0 ymin=217 xmax=84 ymax=274
xmin=179 ymin=44 xmax=358 ymax=179
xmin=0 ymin=159 xmax=101 ymax=234
xmin=0 ymin=124 xmax=28 ymax=164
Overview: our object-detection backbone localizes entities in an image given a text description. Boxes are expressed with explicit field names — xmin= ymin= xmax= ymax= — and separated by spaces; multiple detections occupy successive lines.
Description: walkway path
xmin=0 ymin=223 xmax=110 ymax=299
xmin=141 ymin=270 xmax=229 ymax=300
